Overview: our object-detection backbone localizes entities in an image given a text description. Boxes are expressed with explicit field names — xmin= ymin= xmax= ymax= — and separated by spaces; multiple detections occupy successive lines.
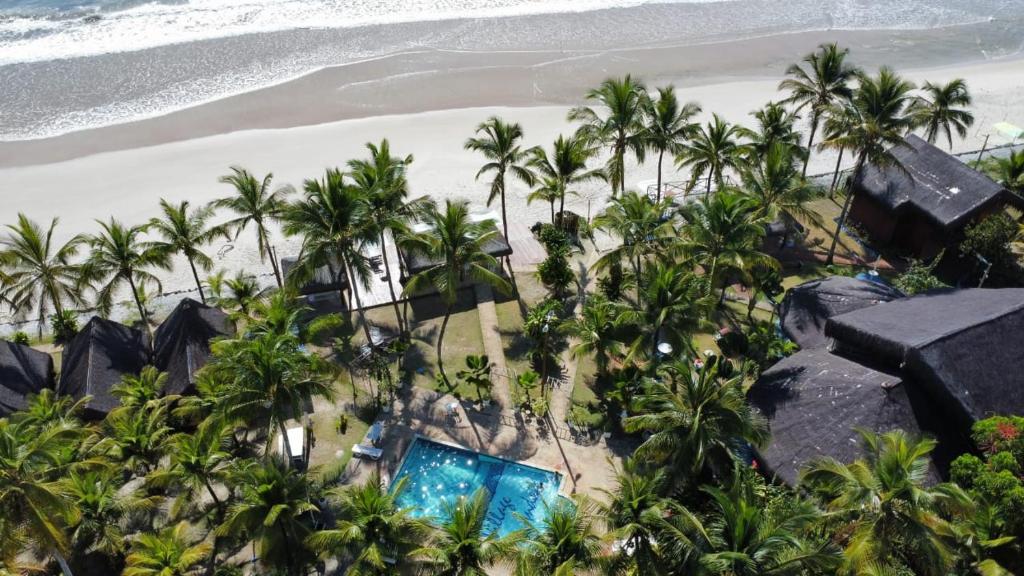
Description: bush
xmin=716 ymin=330 xmax=748 ymax=357
xmin=49 ymin=310 xmax=79 ymax=344
xmin=537 ymin=245 xmax=574 ymax=295
xmin=536 ymin=223 xmax=572 ymax=252
xmin=10 ymin=331 xmax=30 ymax=346
xmin=894 ymin=258 xmax=947 ymax=295
xmin=961 ymin=212 xmax=1019 ymax=269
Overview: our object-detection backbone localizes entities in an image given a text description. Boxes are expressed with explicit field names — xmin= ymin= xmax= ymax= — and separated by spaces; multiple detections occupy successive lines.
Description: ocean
xmin=1 ymin=0 xmax=1022 ymax=141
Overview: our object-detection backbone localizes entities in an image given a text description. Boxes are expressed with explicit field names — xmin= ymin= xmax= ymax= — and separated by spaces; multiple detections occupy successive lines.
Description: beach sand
xmin=1 ymin=29 xmax=1023 ymax=327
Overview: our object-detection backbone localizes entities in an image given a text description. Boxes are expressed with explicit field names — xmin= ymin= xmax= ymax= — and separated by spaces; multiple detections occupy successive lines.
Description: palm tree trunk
xmin=127 ymin=273 xmax=148 ymax=327
xmin=705 ymin=173 xmax=713 ymax=196
xmin=634 ymin=254 xmax=642 ymax=305
xmin=558 ymin=191 xmax=566 ymax=225
xmin=343 ymin=258 xmax=375 ymax=347
xmin=801 ymin=116 xmax=819 ymax=178
xmin=277 ymin=520 xmax=296 ymax=576
xmin=379 ymin=230 xmax=405 ymax=335
xmin=278 ymin=420 xmax=295 ymax=467
xmin=437 ymin=304 xmax=452 ymax=386
xmin=264 ymin=237 xmax=283 ymax=288
xmin=656 ymin=150 xmax=664 ymax=202
xmin=499 ymin=178 xmax=510 ymax=243
xmin=826 ymin=154 xmax=866 ymax=265
xmin=53 ymin=549 xmax=74 ymax=576
xmin=187 ymin=256 xmax=206 ymax=303
xmin=549 ymin=200 xmax=555 ymax=225
xmin=204 ymin=479 xmax=223 ymax=512
xmin=829 ymin=147 xmax=845 ymax=198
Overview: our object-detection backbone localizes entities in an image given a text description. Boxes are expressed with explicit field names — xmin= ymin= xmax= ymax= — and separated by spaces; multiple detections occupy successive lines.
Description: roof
xmin=855 ymin=134 xmax=1013 ymax=230
xmin=748 ymin=348 xmax=952 ymax=485
xmin=400 ymin=222 xmax=512 ymax=277
xmin=827 ymin=288 xmax=1024 ymax=424
xmin=281 ymin=257 xmax=348 ymax=296
xmin=58 ymin=317 xmax=149 ymax=417
xmin=153 ymin=299 xmax=233 ymax=396
xmin=779 ymin=276 xmax=903 ymax=349
xmin=0 ymin=340 xmax=56 ymax=416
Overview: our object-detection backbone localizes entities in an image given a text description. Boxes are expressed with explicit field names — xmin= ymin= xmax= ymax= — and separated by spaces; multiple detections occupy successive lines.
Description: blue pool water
xmin=392 ymin=437 xmax=561 ymax=537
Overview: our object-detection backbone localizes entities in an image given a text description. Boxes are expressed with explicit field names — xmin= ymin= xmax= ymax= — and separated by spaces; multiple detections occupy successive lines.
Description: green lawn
xmin=307 ymin=373 xmax=372 ymax=471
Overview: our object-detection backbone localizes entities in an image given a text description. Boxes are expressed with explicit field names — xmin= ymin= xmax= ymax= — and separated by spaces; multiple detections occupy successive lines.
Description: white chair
xmin=352 ymin=444 xmax=383 ymax=460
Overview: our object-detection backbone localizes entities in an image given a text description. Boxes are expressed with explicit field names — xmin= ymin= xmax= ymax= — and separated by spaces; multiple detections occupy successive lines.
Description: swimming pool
xmin=392 ymin=437 xmax=561 ymax=537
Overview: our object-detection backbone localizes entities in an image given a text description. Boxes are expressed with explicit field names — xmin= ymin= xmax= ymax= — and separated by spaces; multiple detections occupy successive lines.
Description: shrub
xmin=894 ymin=257 xmax=947 ymax=295
xmin=716 ymin=330 xmax=748 ymax=357
xmin=537 ymin=245 xmax=574 ymax=295
xmin=49 ymin=310 xmax=79 ymax=344
xmin=961 ymin=212 xmax=1019 ymax=269
xmin=10 ymin=331 xmax=30 ymax=346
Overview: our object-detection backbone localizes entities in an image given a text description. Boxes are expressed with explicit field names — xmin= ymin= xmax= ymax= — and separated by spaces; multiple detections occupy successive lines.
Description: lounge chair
xmin=352 ymin=444 xmax=383 ymax=460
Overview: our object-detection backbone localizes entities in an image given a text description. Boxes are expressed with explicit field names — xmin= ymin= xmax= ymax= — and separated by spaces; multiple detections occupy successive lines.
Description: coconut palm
xmin=780 ymin=42 xmax=859 ymax=176
xmin=210 ymin=331 xmax=334 ymax=461
xmin=400 ymin=200 xmax=511 ymax=385
xmin=147 ymin=418 xmax=232 ymax=520
xmin=801 ymin=430 xmax=973 ymax=576
xmin=643 ymin=86 xmax=701 ymax=201
xmin=282 ymin=168 xmax=377 ymax=344
xmin=213 ymin=167 xmax=292 ymax=288
xmin=123 ymin=521 xmax=210 ymax=576
xmin=822 ymin=102 xmax=858 ymax=197
xmin=526 ymin=177 xmax=563 ymax=225
xmin=821 ymin=68 xmax=916 ymax=265
xmin=0 ymin=517 xmax=44 ymax=575
xmin=149 ymin=199 xmax=225 ymax=304
xmin=308 ymin=474 xmax=428 ymax=574
xmin=738 ymin=141 xmax=821 ymax=225
xmin=625 ymin=361 xmax=767 ymax=482
xmin=110 ymin=365 xmax=168 ymax=411
xmin=527 ymin=134 xmax=605 ymax=224
xmin=617 ymin=260 xmax=711 ymax=362
xmin=0 ymin=214 xmax=86 ymax=337
xmin=414 ymin=489 xmax=516 ymax=576
xmin=465 ymin=117 xmax=536 ymax=240
xmin=562 ymin=294 xmax=624 ymax=380
xmin=348 ymin=139 xmax=422 ymax=335
xmin=677 ymin=190 xmax=778 ymax=304
xmin=205 ymin=270 xmax=268 ymax=321
xmin=677 ymin=115 xmax=745 ymax=195
xmin=0 ymin=419 xmax=82 ymax=576
xmin=88 ymin=401 xmax=172 ymax=477
xmin=218 ymin=458 xmax=319 ymax=576
xmin=81 ymin=219 xmax=169 ymax=327
xmin=569 ymin=75 xmax=648 ymax=195
xmin=591 ymin=190 xmax=675 ymax=301
xmin=515 ymin=496 xmax=603 ymax=576
xmin=65 ymin=469 xmax=156 ymax=567
xmin=909 ymin=79 xmax=975 ymax=150
xmin=741 ymin=101 xmax=806 ymax=161
xmin=10 ymin=388 xmax=88 ymax=433
xmin=979 ymin=148 xmax=1024 ymax=194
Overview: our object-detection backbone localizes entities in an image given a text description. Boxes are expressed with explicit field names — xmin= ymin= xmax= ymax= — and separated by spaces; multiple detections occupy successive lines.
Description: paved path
xmin=474 ymin=283 xmax=512 ymax=409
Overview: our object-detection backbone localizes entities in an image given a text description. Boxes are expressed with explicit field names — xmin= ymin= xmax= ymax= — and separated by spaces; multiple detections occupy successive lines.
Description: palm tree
xmin=569 ymin=75 xmax=648 ymax=195
xmin=308 ymin=474 xmax=428 ymax=574
xmin=677 ymin=115 xmax=745 ymax=195
xmin=738 ymin=141 xmax=821 ymax=225
xmin=400 ymin=200 xmax=511 ymax=385
xmin=348 ymin=139 xmax=422 ymax=335
xmin=217 ymin=458 xmax=319 ymax=576
xmin=780 ymin=42 xmax=859 ymax=176
xmin=0 ymin=214 xmax=86 ymax=337
xmin=909 ymin=79 xmax=975 ymax=150
xmin=801 ymin=430 xmax=973 ymax=575
xmin=527 ymin=134 xmax=605 ymax=224
xmin=210 ymin=331 xmax=334 ymax=462
xmin=618 ymin=260 xmax=710 ymax=362
xmin=123 ymin=521 xmax=211 ymax=576
xmin=821 ymin=68 xmax=916 ymax=265
xmin=741 ymin=101 xmax=806 ymax=161
xmin=526 ymin=177 xmax=563 ymax=225
xmin=562 ymin=294 xmax=624 ymax=380
xmin=149 ymin=199 xmax=225 ymax=303
xmin=81 ymin=219 xmax=169 ymax=327
xmin=979 ymin=148 xmax=1024 ymax=194
xmin=0 ymin=419 xmax=82 ymax=576
xmin=65 ymin=469 xmax=156 ymax=567
xmin=89 ymin=401 xmax=172 ymax=477
xmin=206 ymin=270 xmax=268 ymax=321
xmin=282 ymin=168 xmax=377 ymax=344
xmin=515 ymin=496 xmax=603 ymax=575
xmin=414 ymin=489 xmax=516 ymax=576
xmin=213 ymin=167 xmax=292 ymax=288
xmin=465 ymin=117 xmax=536 ymax=240
xmin=822 ymin=103 xmax=858 ymax=197
xmin=625 ymin=361 xmax=767 ymax=482
xmin=642 ymin=86 xmax=701 ymax=201
xmin=678 ymin=190 xmax=778 ymax=304
xmin=591 ymin=190 xmax=675 ymax=301
xmin=110 ymin=365 xmax=168 ymax=411
xmin=147 ymin=418 xmax=232 ymax=520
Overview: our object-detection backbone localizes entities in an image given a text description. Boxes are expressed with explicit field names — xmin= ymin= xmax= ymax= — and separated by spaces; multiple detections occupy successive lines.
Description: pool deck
xmin=341 ymin=385 xmax=635 ymax=499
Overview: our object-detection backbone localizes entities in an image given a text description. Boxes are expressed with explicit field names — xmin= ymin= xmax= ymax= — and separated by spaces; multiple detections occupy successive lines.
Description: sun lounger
xmin=352 ymin=444 xmax=383 ymax=460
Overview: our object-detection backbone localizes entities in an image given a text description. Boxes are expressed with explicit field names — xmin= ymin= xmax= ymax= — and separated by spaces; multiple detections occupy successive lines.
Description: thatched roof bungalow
xmin=58 ymin=317 xmax=149 ymax=419
xmin=399 ymin=213 xmax=512 ymax=280
xmin=849 ymin=134 xmax=1024 ymax=259
xmin=779 ymin=276 xmax=903 ymax=349
xmin=0 ymin=340 xmax=56 ymax=417
xmin=281 ymin=257 xmax=349 ymax=298
xmin=153 ymin=298 xmax=233 ymax=397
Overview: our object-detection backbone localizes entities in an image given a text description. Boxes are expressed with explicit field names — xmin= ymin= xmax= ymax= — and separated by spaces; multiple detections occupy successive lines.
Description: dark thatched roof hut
xmin=281 ymin=257 xmax=349 ymax=298
xmin=153 ymin=299 xmax=233 ymax=397
xmin=748 ymin=348 xmax=960 ymax=485
xmin=58 ymin=317 xmax=149 ymax=419
xmin=0 ymin=340 xmax=56 ymax=417
xmin=399 ymin=221 xmax=512 ymax=278
xmin=826 ymin=288 xmax=1024 ymax=428
xmin=779 ymin=276 xmax=903 ymax=349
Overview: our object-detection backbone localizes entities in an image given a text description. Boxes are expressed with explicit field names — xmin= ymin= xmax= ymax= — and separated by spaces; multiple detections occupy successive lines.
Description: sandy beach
xmin=1 ymin=22 xmax=1023 ymax=328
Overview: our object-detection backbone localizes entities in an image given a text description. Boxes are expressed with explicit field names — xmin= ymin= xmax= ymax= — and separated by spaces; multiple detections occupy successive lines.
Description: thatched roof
xmin=153 ymin=299 xmax=233 ymax=397
xmin=779 ymin=276 xmax=903 ymax=349
xmin=855 ymin=134 xmax=1020 ymax=231
xmin=281 ymin=257 xmax=348 ymax=297
xmin=748 ymin=348 xmax=956 ymax=485
xmin=0 ymin=341 xmax=56 ymax=416
xmin=400 ymin=221 xmax=512 ymax=277
xmin=58 ymin=317 xmax=149 ymax=418
xmin=827 ymin=288 xmax=1024 ymax=426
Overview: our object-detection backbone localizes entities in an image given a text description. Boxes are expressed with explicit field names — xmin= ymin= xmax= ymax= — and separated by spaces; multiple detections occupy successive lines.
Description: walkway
xmin=473 ymin=283 xmax=511 ymax=409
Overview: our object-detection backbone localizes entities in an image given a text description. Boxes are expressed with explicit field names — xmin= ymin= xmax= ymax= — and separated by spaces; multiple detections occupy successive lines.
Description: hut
xmin=58 ymin=317 xmax=149 ymax=419
xmin=398 ymin=213 xmax=512 ymax=282
xmin=0 ymin=340 xmax=56 ymax=417
xmin=281 ymin=257 xmax=349 ymax=300
xmin=152 ymin=298 xmax=233 ymax=397
xmin=849 ymin=134 xmax=1024 ymax=260
xmin=778 ymin=276 xmax=903 ymax=349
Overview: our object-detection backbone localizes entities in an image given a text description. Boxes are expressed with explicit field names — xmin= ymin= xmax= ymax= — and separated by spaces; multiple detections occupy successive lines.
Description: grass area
xmin=495 ymin=272 xmax=550 ymax=378
xmin=306 ymin=373 xmax=373 ymax=471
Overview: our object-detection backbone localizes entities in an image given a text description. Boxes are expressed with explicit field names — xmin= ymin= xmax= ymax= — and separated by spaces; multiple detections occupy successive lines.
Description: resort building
xmin=778 ymin=275 xmax=904 ymax=349
xmin=281 ymin=256 xmax=349 ymax=300
xmin=398 ymin=212 xmax=513 ymax=286
xmin=849 ymin=134 xmax=1024 ymax=260
xmin=750 ymin=281 xmax=1024 ymax=484
xmin=152 ymin=298 xmax=234 ymax=396
xmin=0 ymin=340 xmax=56 ymax=417
xmin=58 ymin=316 xmax=150 ymax=419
